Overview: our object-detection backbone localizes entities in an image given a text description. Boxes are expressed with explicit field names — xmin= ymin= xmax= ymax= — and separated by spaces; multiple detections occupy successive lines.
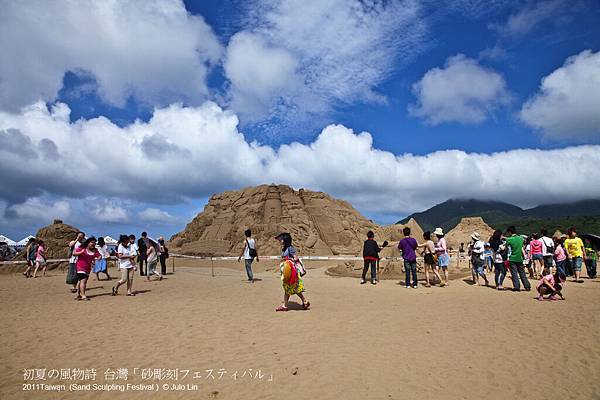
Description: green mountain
xmin=398 ymin=199 xmax=600 ymax=234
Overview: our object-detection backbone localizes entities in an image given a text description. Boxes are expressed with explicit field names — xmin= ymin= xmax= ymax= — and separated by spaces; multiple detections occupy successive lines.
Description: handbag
xmin=246 ymin=239 xmax=257 ymax=258
xmin=66 ymin=262 xmax=78 ymax=284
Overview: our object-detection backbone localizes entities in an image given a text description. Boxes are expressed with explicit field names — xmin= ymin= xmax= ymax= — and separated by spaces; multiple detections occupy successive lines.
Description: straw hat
xmin=433 ymin=227 xmax=444 ymax=235
xmin=471 ymin=232 xmax=481 ymax=241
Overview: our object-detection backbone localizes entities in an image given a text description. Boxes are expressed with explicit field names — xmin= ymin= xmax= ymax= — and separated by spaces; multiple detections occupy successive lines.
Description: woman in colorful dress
xmin=93 ymin=236 xmax=111 ymax=281
xmin=275 ymin=232 xmax=310 ymax=312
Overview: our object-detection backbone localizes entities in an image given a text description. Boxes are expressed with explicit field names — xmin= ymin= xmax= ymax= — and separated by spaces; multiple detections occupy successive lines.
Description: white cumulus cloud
xmin=409 ymin=54 xmax=511 ymax=125
xmin=1 ymin=101 xmax=599 ymax=223
xmin=139 ymin=208 xmax=177 ymax=224
xmin=5 ymin=197 xmax=71 ymax=223
xmin=520 ymin=49 xmax=600 ymax=140
xmin=0 ymin=0 xmax=222 ymax=111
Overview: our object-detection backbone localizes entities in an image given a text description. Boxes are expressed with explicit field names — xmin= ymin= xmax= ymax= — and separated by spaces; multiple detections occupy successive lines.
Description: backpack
xmin=542 ymin=237 xmax=555 ymax=255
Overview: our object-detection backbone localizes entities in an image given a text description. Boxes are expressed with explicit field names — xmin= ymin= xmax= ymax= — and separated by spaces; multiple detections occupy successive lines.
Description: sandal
xmin=303 ymin=301 xmax=311 ymax=310
xmin=126 ymin=293 xmax=136 ymax=296
xmin=111 ymin=287 xmax=117 ymax=296
xmin=275 ymin=306 xmax=288 ymax=312
xmin=81 ymin=297 xmax=90 ymax=301
xmin=70 ymin=288 xmax=78 ymax=293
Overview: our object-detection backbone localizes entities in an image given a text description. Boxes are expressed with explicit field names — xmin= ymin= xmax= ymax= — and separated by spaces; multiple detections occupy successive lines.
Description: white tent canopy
xmin=104 ymin=236 xmax=118 ymax=245
xmin=17 ymin=235 xmax=36 ymax=246
xmin=0 ymin=235 xmax=17 ymax=246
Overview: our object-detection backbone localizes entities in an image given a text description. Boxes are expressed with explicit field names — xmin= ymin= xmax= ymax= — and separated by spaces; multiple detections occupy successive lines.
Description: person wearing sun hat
xmin=433 ymin=227 xmax=449 ymax=286
xmin=469 ymin=232 xmax=489 ymax=286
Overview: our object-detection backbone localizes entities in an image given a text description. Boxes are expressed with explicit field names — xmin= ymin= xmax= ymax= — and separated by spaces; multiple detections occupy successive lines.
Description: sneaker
xmin=360 ymin=279 xmax=366 ymax=284
xmin=412 ymin=285 xmax=418 ymax=289
xmin=371 ymin=280 xmax=377 ymax=285
xmin=405 ymin=285 xmax=410 ymax=289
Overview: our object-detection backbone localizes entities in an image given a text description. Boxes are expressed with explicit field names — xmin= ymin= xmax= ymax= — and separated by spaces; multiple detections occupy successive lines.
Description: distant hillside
xmin=398 ymin=199 xmax=600 ymax=234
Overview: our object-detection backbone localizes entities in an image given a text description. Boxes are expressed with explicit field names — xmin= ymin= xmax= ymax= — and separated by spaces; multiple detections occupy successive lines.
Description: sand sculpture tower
xmin=263 ymin=185 xmax=283 ymax=223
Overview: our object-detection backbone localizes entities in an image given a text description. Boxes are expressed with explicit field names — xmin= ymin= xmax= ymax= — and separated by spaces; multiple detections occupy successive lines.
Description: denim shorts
xmin=437 ymin=253 xmax=450 ymax=268
xmin=572 ymin=257 xmax=583 ymax=271
xmin=532 ymin=254 xmax=543 ymax=261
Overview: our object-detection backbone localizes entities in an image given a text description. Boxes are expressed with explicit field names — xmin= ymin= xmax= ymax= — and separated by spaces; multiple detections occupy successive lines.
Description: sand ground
xmin=1 ymin=259 xmax=599 ymax=400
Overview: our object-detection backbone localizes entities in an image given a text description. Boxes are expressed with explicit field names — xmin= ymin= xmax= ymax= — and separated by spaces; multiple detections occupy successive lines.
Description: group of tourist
xmin=61 ymin=231 xmax=169 ymax=301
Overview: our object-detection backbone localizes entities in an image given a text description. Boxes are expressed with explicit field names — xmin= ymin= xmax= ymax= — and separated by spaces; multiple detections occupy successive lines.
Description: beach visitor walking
xmin=146 ymin=239 xmax=163 ymax=281
xmin=158 ymin=237 xmax=168 ymax=275
xmin=32 ymin=239 xmax=47 ymax=278
xmin=93 ymin=236 xmax=111 ymax=281
xmin=489 ymin=230 xmax=507 ymax=290
xmin=67 ymin=232 xmax=85 ymax=293
xmin=434 ymin=228 xmax=450 ymax=286
xmin=398 ymin=227 xmax=418 ymax=288
xmin=419 ymin=231 xmax=442 ymax=287
xmin=529 ymin=233 xmax=545 ymax=279
xmin=23 ymin=237 xmax=36 ymax=278
xmin=112 ymin=235 xmax=137 ymax=296
xmin=275 ymin=232 xmax=309 ymax=312
xmin=564 ymin=228 xmax=586 ymax=283
xmin=484 ymin=243 xmax=493 ymax=273
xmin=583 ymin=238 xmax=597 ymax=279
xmin=505 ymin=226 xmax=531 ymax=292
xmin=137 ymin=232 xmax=148 ymax=276
xmin=540 ymin=229 xmax=555 ymax=275
xmin=553 ymin=237 xmax=567 ymax=276
xmin=73 ymin=237 xmax=101 ymax=300
xmin=361 ymin=230 xmax=381 ymax=285
xmin=238 ymin=229 xmax=259 ymax=282
xmin=469 ymin=232 xmax=489 ymax=286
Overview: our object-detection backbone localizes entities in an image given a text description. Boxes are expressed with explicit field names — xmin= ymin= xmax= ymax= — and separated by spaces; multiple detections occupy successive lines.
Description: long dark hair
xmin=275 ymin=232 xmax=292 ymax=252
xmin=97 ymin=237 xmax=105 ymax=247
xmin=82 ymin=236 xmax=96 ymax=248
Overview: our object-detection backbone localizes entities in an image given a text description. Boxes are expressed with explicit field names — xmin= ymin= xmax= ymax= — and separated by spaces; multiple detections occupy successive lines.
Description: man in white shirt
xmin=469 ymin=232 xmax=489 ymax=286
xmin=540 ymin=229 xmax=555 ymax=275
xmin=238 ymin=229 xmax=259 ymax=282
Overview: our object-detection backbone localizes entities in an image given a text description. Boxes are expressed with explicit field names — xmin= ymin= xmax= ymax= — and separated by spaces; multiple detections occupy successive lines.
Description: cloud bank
xmin=1 ymin=101 xmax=599 ymax=225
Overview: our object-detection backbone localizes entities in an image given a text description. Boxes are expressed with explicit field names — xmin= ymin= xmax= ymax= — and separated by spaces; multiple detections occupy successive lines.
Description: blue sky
xmin=1 ymin=0 xmax=599 ymax=241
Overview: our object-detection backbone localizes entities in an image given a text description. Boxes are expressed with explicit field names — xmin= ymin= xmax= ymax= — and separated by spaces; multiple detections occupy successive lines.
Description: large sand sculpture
xmin=170 ymin=184 xmax=427 ymax=257
xmin=445 ymin=217 xmax=495 ymax=249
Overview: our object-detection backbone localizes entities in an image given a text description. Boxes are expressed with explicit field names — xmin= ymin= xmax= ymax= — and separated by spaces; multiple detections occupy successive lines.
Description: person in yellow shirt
xmin=564 ymin=228 xmax=586 ymax=283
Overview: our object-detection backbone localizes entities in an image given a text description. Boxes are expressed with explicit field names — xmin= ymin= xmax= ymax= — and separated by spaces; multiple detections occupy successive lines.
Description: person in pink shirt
xmin=553 ymin=237 xmax=567 ymax=276
xmin=536 ymin=271 xmax=565 ymax=301
xmin=32 ymin=239 xmax=47 ymax=278
xmin=529 ymin=233 xmax=545 ymax=279
xmin=73 ymin=237 xmax=101 ymax=301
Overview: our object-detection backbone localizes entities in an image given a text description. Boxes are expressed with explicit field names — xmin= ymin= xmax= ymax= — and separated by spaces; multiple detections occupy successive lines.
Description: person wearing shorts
xmin=113 ymin=235 xmax=137 ymax=296
xmin=564 ymin=228 xmax=586 ymax=283
xmin=73 ymin=237 xmax=101 ymax=301
xmin=434 ymin=228 xmax=450 ymax=286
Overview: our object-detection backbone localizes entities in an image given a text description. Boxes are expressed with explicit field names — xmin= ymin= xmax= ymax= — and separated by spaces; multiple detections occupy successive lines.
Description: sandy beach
xmin=1 ymin=260 xmax=599 ymax=400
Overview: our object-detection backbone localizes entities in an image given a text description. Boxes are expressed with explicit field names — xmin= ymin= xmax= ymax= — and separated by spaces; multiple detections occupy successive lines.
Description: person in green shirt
xmin=584 ymin=237 xmax=597 ymax=279
xmin=505 ymin=226 xmax=530 ymax=291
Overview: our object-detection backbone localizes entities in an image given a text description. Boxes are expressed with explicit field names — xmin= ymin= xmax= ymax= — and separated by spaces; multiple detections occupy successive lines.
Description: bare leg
xmin=283 ymin=293 xmax=290 ymax=308
xmin=42 ymin=264 xmax=47 ymax=276
xmin=443 ymin=268 xmax=449 ymax=285
xmin=79 ymin=277 xmax=88 ymax=299
xmin=424 ymin=264 xmax=431 ymax=286
xmin=32 ymin=262 xmax=40 ymax=278
xmin=432 ymin=266 xmax=442 ymax=285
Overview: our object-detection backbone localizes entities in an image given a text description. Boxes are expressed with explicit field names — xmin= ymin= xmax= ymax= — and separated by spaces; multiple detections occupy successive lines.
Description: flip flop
xmin=70 ymin=288 xmax=78 ymax=293
xmin=303 ymin=301 xmax=311 ymax=310
xmin=126 ymin=293 xmax=136 ymax=296
xmin=275 ymin=306 xmax=288 ymax=312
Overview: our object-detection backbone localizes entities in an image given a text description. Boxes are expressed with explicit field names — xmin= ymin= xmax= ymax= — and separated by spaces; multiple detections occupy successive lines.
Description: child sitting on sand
xmin=536 ymin=271 xmax=566 ymax=301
